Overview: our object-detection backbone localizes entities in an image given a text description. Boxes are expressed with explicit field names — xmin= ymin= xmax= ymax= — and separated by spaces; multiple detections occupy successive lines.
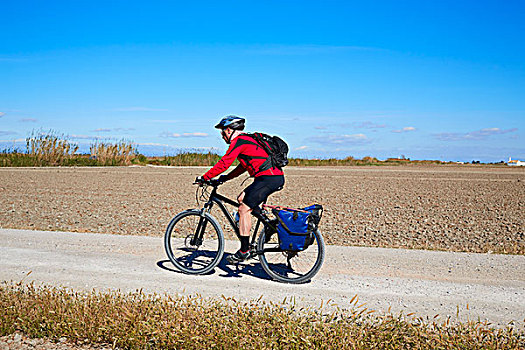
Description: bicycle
xmin=164 ymin=179 xmax=325 ymax=283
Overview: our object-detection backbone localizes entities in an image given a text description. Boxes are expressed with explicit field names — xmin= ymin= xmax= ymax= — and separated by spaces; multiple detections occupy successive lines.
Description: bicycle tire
xmin=164 ymin=210 xmax=225 ymax=275
xmin=257 ymin=228 xmax=325 ymax=284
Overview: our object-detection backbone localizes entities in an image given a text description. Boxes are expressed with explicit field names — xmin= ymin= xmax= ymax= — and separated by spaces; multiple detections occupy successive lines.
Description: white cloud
xmin=161 ymin=133 xmax=180 ymax=138
xmin=295 ymin=146 xmax=308 ymax=151
xmin=0 ymin=112 xmax=5 ymax=118
xmin=92 ymin=127 xmax=135 ymax=132
xmin=355 ymin=121 xmax=387 ymax=129
xmin=113 ymin=107 xmax=168 ymax=112
xmin=160 ymin=132 xmax=209 ymax=138
xmin=0 ymin=137 xmax=24 ymax=142
xmin=70 ymin=134 xmax=105 ymax=140
xmin=308 ymin=133 xmax=369 ymax=146
xmin=392 ymin=126 xmax=416 ymax=133
xmin=191 ymin=146 xmax=219 ymax=151
xmin=434 ymin=127 xmax=518 ymax=141
xmin=316 ymin=121 xmax=387 ymax=131
xmin=136 ymin=142 xmax=170 ymax=147
xmin=20 ymin=118 xmax=38 ymax=123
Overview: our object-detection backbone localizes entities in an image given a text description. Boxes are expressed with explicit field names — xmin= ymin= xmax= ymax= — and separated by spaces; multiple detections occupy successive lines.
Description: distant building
xmin=508 ymin=157 xmax=525 ymax=166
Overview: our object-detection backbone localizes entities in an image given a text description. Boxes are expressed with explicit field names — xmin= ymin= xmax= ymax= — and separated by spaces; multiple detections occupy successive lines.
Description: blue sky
xmin=1 ymin=0 xmax=524 ymax=162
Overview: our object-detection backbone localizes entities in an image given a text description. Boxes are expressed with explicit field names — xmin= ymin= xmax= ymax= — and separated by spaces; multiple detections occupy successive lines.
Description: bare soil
xmin=1 ymin=165 xmax=523 ymax=254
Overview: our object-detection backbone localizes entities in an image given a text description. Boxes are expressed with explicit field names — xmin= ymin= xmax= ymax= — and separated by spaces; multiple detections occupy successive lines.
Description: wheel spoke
xmin=258 ymin=229 xmax=324 ymax=283
xmin=164 ymin=211 xmax=224 ymax=274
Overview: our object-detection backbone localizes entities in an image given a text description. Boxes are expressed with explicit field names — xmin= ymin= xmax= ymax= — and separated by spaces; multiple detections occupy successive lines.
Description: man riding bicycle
xmin=196 ymin=115 xmax=285 ymax=263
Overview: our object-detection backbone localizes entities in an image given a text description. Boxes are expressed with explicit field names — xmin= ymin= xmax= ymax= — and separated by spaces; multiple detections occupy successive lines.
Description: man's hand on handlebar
xmin=194 ymin=175 xmax=227 ymax=186
xmin=194 ymin=176 xmax=206 ymax=185
xmin=217 ymin=175 xmax=228 ymax=184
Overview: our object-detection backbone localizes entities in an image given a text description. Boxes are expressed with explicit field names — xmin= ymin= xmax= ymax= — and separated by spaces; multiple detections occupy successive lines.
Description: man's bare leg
xmin=237 ymin=192 xmax=252 ymax=239
xmin=224 ymin=191 xmax=254 ymax=264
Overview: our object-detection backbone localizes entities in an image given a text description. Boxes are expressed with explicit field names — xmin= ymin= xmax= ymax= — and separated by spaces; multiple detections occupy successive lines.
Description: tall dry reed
xmin=89 ymin=140 xmax=137 ymax=166
xmin=25 ymin=130 xmax=79 ymax=166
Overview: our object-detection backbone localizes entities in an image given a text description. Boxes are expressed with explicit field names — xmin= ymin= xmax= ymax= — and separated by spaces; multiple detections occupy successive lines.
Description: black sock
xmin=240 ymin=236 xmax=250 ymax=252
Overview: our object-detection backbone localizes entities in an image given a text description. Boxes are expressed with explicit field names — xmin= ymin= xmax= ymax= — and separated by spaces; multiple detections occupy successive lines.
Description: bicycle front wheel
xmin=257 ymin=228 xmax=325 ymax=284
xmin=164 ymin=210 xmax=224 ymax=275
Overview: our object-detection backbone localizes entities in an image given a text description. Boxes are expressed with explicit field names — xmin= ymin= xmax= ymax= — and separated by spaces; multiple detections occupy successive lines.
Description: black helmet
xmin=215 ymin=115 xmax=245 ymax=130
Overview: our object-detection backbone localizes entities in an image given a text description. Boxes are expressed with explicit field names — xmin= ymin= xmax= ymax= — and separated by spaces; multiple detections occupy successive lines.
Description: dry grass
xmin=26 ymin=130 xmax=79 ymax=166
xmin=89 ymin=140 xmax=137 ymax=166
xmin=288 ymin=156 xmax=454 ymax=166
xmin=148 ymin=152 xmax=223 ymax=166
xmin=0 ymin=130 xmax=139 ymax=167
xmin=1 ymin=282 xmax=523 ymax=349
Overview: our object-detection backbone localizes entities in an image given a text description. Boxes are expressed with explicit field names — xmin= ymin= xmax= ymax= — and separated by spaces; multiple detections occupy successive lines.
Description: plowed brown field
xmin=1 ymin=165 xmax=524 ymax=254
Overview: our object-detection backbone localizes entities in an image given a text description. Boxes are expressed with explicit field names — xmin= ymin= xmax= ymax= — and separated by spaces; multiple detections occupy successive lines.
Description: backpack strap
xmin=240 ymin=133 xmax=276 ymax=174
xmin=248 ymin=133 xmax=274 ymax=156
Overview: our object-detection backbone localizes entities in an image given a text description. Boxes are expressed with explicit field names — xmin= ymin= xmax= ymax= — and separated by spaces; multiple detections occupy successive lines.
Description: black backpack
xmin=249 ymin=132 xmax=289 ymax=169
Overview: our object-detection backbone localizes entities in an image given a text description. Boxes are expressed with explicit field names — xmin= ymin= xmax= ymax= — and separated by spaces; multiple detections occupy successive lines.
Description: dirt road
xmin=1 ymin=228 xmax=523 ymax=329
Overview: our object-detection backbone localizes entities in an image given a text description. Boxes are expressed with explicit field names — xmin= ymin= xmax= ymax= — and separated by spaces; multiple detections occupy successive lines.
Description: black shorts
xmin=242 ymin=175 xmax=285 ymax=209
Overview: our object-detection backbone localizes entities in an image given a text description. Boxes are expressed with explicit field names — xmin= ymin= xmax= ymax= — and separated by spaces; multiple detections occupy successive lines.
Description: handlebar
xmin=193 ymin=177 xmax=225 ymax=206
xmin=194 ymin=178 xmax=222 ymax=187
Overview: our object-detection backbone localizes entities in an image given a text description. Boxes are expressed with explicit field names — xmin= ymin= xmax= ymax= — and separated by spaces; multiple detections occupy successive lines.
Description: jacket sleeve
xmin=202 ymin=139 xmax=244 ymax=180
xmin=225 ymin=164 xmax=247 ymax=180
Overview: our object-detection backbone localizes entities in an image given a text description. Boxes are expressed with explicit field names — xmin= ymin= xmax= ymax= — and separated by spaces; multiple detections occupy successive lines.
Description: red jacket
xmin=203 ymin=133 xmax=284 ymax=180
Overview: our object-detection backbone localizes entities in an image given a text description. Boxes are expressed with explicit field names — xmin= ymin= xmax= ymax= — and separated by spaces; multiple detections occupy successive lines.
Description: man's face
xmin=221 ymin=128 xmax=232 ymax=143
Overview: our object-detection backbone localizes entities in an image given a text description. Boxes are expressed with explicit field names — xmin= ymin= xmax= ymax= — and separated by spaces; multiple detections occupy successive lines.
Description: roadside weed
xmin=1 ymin=283 xmax=522 ymax=349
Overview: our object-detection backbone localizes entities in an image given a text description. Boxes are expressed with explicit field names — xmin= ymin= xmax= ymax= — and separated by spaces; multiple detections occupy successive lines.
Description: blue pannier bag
xmin=272 ymin=204 xmax=323 ymax=251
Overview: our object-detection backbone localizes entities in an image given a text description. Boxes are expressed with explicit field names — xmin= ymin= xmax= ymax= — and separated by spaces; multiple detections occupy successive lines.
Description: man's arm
xmin=202 ymin=139 xmax=242 ymax=180
xmin=224 ymin=164 xmax=246 ymax=180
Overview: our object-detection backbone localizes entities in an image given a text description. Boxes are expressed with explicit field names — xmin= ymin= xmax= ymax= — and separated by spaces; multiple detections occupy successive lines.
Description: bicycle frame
xmin=192 ymin=184 xmax=279 ymax=253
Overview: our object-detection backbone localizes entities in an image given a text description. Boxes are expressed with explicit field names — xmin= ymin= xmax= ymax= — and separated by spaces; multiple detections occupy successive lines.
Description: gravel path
xmin=1 ymin=166 xmax=523 ymax=254
xmin=0 ymin=333 xmax=108 ymax=350
xmin=1 ymin=228 xmax=524 ymax=330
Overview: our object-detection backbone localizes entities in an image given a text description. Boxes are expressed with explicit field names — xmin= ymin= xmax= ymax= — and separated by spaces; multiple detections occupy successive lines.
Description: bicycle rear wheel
xmin=257 ymin=228 xmax=325 ymax=284
xmin=164 ymin=210 xmax=224 ymax=275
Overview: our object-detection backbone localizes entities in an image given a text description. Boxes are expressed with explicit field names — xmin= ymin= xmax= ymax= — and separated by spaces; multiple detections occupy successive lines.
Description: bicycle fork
xmin=190 ymin=206 xmax=212 ymax=247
